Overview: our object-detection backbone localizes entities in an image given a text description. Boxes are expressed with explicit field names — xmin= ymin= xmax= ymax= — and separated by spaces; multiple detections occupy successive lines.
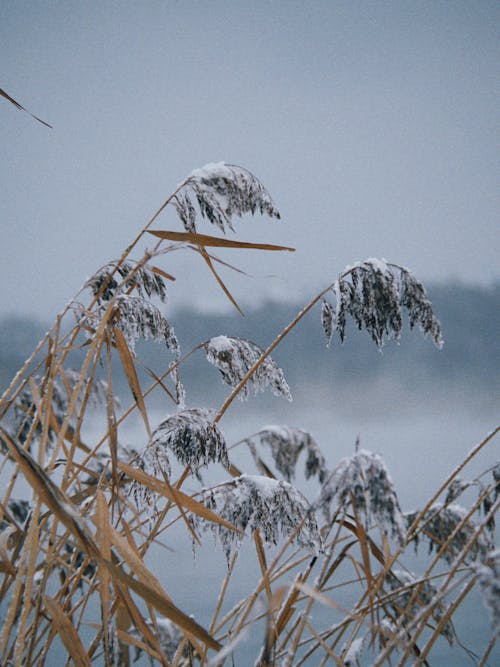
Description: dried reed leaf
xmin=116 ymin=629 xmax=162 ymax=662
xmin=105 ymin=559 xmax=222 ymax=651
xmin=150 ymin=265 xmax=176 ymax=281
xmin=44 ymin=596 xmax=91 ymax=667
xmin=95 ymin=492 xmax=111 ymax=648
xmin=198 ymin=244 xmax=244 ymax=315
xmin=119 ymin=461 xmax=241 ymax=534
xmin=92 ymin=512 xmax=169 ymax=597
xmin=113 ymin=326 xmax=151 ymax=437
xmin=0 ymin=86 xmax=53 ymax=127
xmin=0 ymin=426 xmax=97 ymax=556
xmin=148 ymin=229 xmax=294 ymax=252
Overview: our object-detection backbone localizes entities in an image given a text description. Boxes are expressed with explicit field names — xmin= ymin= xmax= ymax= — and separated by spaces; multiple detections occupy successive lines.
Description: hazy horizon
xmin=1 ymin=1 xmax=499 ymax=320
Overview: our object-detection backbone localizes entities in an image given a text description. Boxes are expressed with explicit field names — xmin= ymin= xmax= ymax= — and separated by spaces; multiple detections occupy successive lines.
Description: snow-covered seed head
xmin=192 ymin=474 xmax=322 ymax=563
xmin=113 ymin=294 xmax=179 ymax=354
xmin=130 ymin=409 xmax=228 ymax=514
xmin=385 ymin=570 xmax=454 ymax=644
xmin=243 ymin=425 xmax=328 ymax=483
xmin=318 ymin=449 xmax=405 ymax=542
xmin=321 ymin=259 xmax=442 ymax=349
xmin=405 ymin=503 xmax=494 ymax=565
xmin=86 ymin=260 xmax=168 ymax=304
xmin=204 ymin=335 xmax=292 ymax=401
xmin=174 ymin=162 xmax=280 ymax=234
xmin=474 ymin=549 xmax=500 ymax=637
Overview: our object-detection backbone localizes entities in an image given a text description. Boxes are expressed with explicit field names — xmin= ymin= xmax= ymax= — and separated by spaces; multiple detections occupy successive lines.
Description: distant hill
xmin=1 ymin=284 xmax=498 ymax=402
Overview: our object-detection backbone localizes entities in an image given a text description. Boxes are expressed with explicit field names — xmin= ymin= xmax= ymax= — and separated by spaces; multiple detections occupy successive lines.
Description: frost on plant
xmin=321 ymin=259 xmax=443 ymax=349
xmin=131 ymin=617 xmax=185 ymax=662
xmin=0 ymin=499 xmax=31 ymax=530
xmin=405 ymin=503 xmax=493 ymax=565
xmin=130 ymin=409 xmax=228 ymax=511
xmin=174 ymin=162 xmax=280 ymax=234
xmin=10 ymin=371 xmax=111 ymax=450
xmin=203 ymin=335 xmax=292 ymax=401
xmin=385 ymin=569 xmax=454 ymax=644
xmin=113 ymin=295 xmax=179 ymax=354
xmin=86 ymin=260 xmax=168 ymax=304
xmin=318 ymin=449 xmax=405 ymax=542
xmin=192 ymin=475 xmax=322 ymax=563
xmin=243 ymin=425 xmax=328 ymax=483
xmin=474 ymin=549 xmax=500 ymax=636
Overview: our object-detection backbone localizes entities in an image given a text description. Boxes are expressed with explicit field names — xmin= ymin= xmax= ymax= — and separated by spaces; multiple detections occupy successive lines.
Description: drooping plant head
xmin=241 ymin=425 xmax=328 ymax=483
xmin=318 ymin=449 xmax=405 ymax=543
xmin=173 ymin=162 xmax=280 ymax=234
xmin=191 ymin=474 xmax=322 ymax=564
xmin=321 ymin=259 xmax=443 ymax=349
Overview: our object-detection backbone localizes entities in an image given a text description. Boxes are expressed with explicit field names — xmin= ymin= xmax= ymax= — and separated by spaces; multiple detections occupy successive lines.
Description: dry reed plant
xmin=0 ymin=162 xmax=498 ymax=666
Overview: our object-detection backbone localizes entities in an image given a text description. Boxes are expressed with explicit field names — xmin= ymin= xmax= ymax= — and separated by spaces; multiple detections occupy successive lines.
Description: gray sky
xmin=1 ymin=1 xmax=498 ymax=321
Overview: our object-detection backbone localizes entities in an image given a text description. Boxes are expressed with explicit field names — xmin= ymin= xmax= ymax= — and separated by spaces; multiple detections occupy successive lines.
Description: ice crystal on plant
xmin=405 ymin=503 xmax=493 ymax=565
xmin=243 ymin=425 xmax=328 ymax=483
xmin=321 ymin=259 xmax=442 ymax=349
xmin=385 ymin=569 xmax=454 ymax=644
xmin=175 ymin=162 xmax=280 ymax=234
xmin=130 ymin=409 xmax=228 ymax=511
xmin=474 ymin=549 xmax=500 ymax=636
xmin=113 ymin=295 xmax=179 ymax=354
xmin=192 ymin=474 xmax=321 ymax=563
xmin=86 ymin=260 xmax=168 ymax=304
xmin=318 ymin=449 xmax=404 ymax=542
xmin=204 ymin=335 xmax=292 ymax=401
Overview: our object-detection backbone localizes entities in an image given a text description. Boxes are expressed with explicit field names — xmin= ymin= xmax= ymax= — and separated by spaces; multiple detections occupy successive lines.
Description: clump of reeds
xmin=0 ymin=162 xmax=497 ymax=667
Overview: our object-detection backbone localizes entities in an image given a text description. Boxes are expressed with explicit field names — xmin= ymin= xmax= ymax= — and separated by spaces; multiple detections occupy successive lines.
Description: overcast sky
xmin=1 ymin=1 xmax=498 ymax=321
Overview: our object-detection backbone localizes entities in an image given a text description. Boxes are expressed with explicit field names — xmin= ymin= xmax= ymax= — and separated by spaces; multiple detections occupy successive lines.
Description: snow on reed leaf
xmin=318 ymin=449 xmax=405 ymax=542
xmin=192 ymin=474 xmax=321 ymax=562
xmin=321 ymin=259 xmax=443 ymax=349
xmin=174 ymin=162 xmax=280 ymax=234
xmin=474 ymin=549 xmax=500 ymax=636
xmin=385 ymin=570 xmax=454 ymax=644
xmin=405 ymin=503 xmax=493 ymax=565
xmin=113 ymin=294 xmax=179 ymax=354
xmin=130 ymin=409 xmax=228 ymax=512
xmin=131 ymin=617 xmax=185 ymax=662
xmin=204 ymin=335 xmax=292 ymax=401
xmin=86 ymin=260 xmax=168 ymax=303
xmin=243 ymin=425 xmax=328 ymax=483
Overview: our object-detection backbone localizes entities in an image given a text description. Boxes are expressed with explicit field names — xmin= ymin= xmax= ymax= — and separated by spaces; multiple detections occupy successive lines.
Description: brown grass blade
xmin=0 ymin=426 xmax=98 ymax=557
xmin=116 ymin=630 xmax=163 ymax=663
xmin=118 ymin=462 xmax=242 ymax=534
xmin=150 ymin=265 xmax=176 ymax=281
xmin=44 ymin=596 xmax=91 ymax=667
xmin=95 ymin=492 xmax=111 ymax=652
xmin=105 ymin=559 xmax=222 ymax=652
xmin=113 ymin=581 xmax=168 ymax=667
xmin=92 ymin=513 xmax=171 ymax=598
xmin=148 ymin=229 xmax=295 ymax=252
xmin=113 ymin=326 xmax=151 ymax=437
xmin=198 ymin=245 xmax=244 ymax=315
